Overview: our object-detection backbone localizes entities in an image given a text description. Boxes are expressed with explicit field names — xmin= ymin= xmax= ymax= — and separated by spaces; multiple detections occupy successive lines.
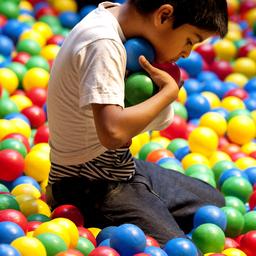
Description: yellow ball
xmin=32 ymin=22 xmax=53 ymax=40
xmin=221 ymin=96 xmax=246 ymax=111
xmin=209 ymin=151 xmax=231 ymax=167
xmin=251 ymin=110 xmax=256 ymax=126
xmin=213 ymin=39 xmax=237 ymax=61
xmin=40 ymin=178 xmax=48 ymax=194
xmin=0 ymin=119 xmax=16 ymax=140
xmin=178 ymin=87 xmax=187 ymax=104
xmin=225 ymin=29 xmax=242 ymax=42
xmin=137 ymin=132 xmax=151 ymax=145
xmin=201 ymin=92 xmax=221 ymax=109
xmin=51 ymin=218 xmax=79 ymax=248
xmin=88 ymin=227 xmax=101 ymax=238
xmin=241 ymin=141 xmax=256 ymax=154
xmin=225 ymin=73 xmax=248 ymax=88
xmin=245 ymin=8 xmax=256 ymax=27
xmin=233 ymin=57 xmax=256 ymax=78
xmin=19 ymin=1 xmax=33 ymax=11
xmin=18 ymin=14 xmax=35 ymax=23
xmin=19 ymin=30 xmax=46 ymax=47
xmin=227 ymin=115 xmax=255 ymax=145
xmin=9 ymin=118 xmax=31 ymax=139
xmin=34 ymin=221 xmax=70 ymax=247
xmin=0 ymin=68 xmax=19 ymax=94
xmin=40 ymin=44 xmax=60 ymax=61
xmin=129 ymin=137 xmax=141 ymax=157
xmin=228 ymin=21 xmax=242 ymax=33
xmin=248 ymin=49 xmax=256 ymax=62
xmin=24 ymin=150 xmax=50 ymax=182
xmin=23 ymin=67 xmax=50 ymax=91
xmin=52 ymin=0 xmax=77 ymax=12
xmin=199 ymin=112 xmax=227 ymax=136
xmin=11 ymin=184 xmax=41 ymax=198
xmin=235 ymin=156 xmax=256 ymax=170
xmin=182 ymin=153 xmax=210 ymax=170
xmin=227 ymin=0 xmax=240 ymax=14
xmin=11 ymin=237 xmax=47 ymax=256
xmin=30 ymin=143 xmax=50 ymax=154
xmin=20 ymin=198 xmax=51 ymax=217
xmin=15 ymin=194 xmax=35 ymax=206
xmin=188 ymin=127 xmax=219 ymax=157
xmin=222 ymin=248 xmax=247 ymax=256
xmin=151 ymin=137 xmax=171 ymax=148
xmin=10 ymin=95 xmax=33 ymax=111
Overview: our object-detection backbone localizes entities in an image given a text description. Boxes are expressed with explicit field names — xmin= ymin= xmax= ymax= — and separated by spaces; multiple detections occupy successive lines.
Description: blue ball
xmin=59 ymin=11 xmax=80 ymax=29
xmin=219 ymin=168 xmax=249 ymax=187
xmin=144 ymin=246 xmax=168 ymax=256
xmin=124 ymin=38 xmax=155 ymax=72
xmin=0 ymin=35 xmax=14 ymax=57
xmin=164 ymin=237 xmax=198 ymax=256
xmin=183 ymin=79 xmax=203 ymax=95
xmin=174 ymin=146 xmax=190 ymax=161
xmin=245 ymin=167 xmax=256 ymax=185
xmin=193 ymin=205 xmax=227 ymax=231
xmin=185 ymin=94 xmax=211 ymax=120
xmin=202 ymin=79 xmax=226 ymax=99
xmin=96 ymin=226 xmax=117 ymax=245
xmin=11 ymin=176 xmax=41 ymax=191
xmin=110 ymin=223 xmax=146 ymax=256
xmin=244 ymin=78 xmax=256 ymax=93
xmin=5 ymin=113 xmax=30 ymax=125
xmin=244 ymin=96 xmax=256 ymax=111
xmin=98 ymin=238 xmax=111 ymax=247
xmin=157 ymin=157 xmax=182 ymax=167
xmin=197 ymin=71 xmax=218 ymax=83
xmin=177 ymin=51 xmax=203 ymax=77
xmin=221 ymin=81 xmax=239 ymax=95
xmin=34 ymin=2 xmax=49 ymax=13
xmin=80 ymin=5 xmax=96 ymax=19
xmin=0 ymin=244 xmax=20 ymax=256
xmin=0 ymin=221 xmax=25 ymax=244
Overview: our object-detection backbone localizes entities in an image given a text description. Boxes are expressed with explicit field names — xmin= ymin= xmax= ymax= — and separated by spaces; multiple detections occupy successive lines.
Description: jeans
xmin=46 ymin=159 xmax=225 ymax=250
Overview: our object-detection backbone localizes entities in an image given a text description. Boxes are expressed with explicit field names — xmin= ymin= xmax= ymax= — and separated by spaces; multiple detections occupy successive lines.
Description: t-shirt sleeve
xmin=77 ymin=39 xmax=126 ymax=108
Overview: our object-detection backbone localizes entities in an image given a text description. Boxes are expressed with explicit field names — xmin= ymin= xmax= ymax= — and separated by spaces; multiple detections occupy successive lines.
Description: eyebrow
xmin=194 ymin=33 xmax=203 ymax=43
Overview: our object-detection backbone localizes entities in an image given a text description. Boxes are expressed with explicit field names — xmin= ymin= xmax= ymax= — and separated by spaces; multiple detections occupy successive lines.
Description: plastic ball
xmin=75 ymin=236 xmax=95 ymax=255
xmin=25 ymin=56 xmax=50 ymax=71
xmin=177 ymin=86 xmax=187 ymax=104
xmin=138 ymin=142 xmax=162 ymax=160
xmin=0 ymin=244 xmax=20 ymax=256
xmin=52 ymin=0 xmax=77 ymax=13
xmin=209 ymin=151 xmax=231 ymax=167
xmin=26 ymin=87 xmax=47 ymax=107
xmin=194 ymin=43 xmax=215 ymax=64
xmin=183 ymin=79 xmax=203 ymax=95
xmin=222 ymin=248 xmax=247 ymax=256
xmin=243 ymin=211 xmax=256 ymax=233
xmin=59 ymin=11 xmax=80 ymax=29
xmin=89 ymin=246 xmax=120 ymax=256
xmin=221 ymin=206 xmax=244 ymax=238
xmin=3 ymin=133 xmax=30 ymax=152
xmin=193 ymin=205 xmax=227 ymax=230
xmin=0 ymin=68 xmax=19 ymax=94
xmin=12 ymin=52 xmax=31 ymax=65
xmin=27 ymin=213 xmax=51 ymax=223
xmin=41 ymin=44 xmax=60 ymax=61
xmin=210 ymin=60 xmax=234 ymax=80
xmin=9 ymin=95 xmax=33 ymax=111
xmin=182 ymin=153 xmax=210 ymax=170
xmin=110 ymin=224 xmax=146 ymax=256
xmin=11 ymin=183 xmax=41 ymax=198
xmin=124 ymin=38 xmax=155 ymax=72
xmin=34 ymin=124 xmax=49 ymax=144
xmin=16 ymin=39 xmax=42 ymax=56
xmin=245 ymin=167 xmax=256 ymax=185
xmin=213 ymin=39 xmax=237 ymax=61
xmin=188 ymin=127 xmax=218 ymax=157
xmin=0 ymin=2 xmax=19 ymax=19
xmin=219 ymin=168 xmax=248 ymax=187
xmin=79 ymin=5 xmax=96 ymax=19
xmin=0 ymin=221 xmax=25 ymax=244
xmin=0 ymin=194 xmax=20 ymax=211
xmin=125 ymin=73 xmax=157 ymax=106
xmin=239 ymin=231 xmax=256 ymax=256
xmin=227 ymin=115 xmax=255 ymax=145
xmin=20 ymin=30 xmax=46 ymax=48
xmin=167 ymin=138 xmax=188 ymax=154
xmin=10 ymin=118 xmax=31 ymax=139
xmin=233 ymin=57 xmax=256 ymax=78
xmin=225 ymin=196 xmax=246 ymax=215
xmin=201 ymin=91 xmax=221 ymax=109
xmin=0 ymin=98 xmax=19 ymax=118
xmin=146 ymin=148 xmax=173 ymax=163
xmin=225 ymin=73 xmax=248 ymax=88
xmin=11 ymin=236 xmax=46 ymax=256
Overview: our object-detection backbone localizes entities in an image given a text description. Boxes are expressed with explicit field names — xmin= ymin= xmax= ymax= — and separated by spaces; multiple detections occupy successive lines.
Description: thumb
xmin=139 ymin=55 xmax=157 ymax=74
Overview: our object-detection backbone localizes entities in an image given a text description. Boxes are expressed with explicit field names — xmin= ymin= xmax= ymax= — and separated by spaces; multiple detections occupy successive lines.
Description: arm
xmin=92 ymin=56 xmax=179 ymax=149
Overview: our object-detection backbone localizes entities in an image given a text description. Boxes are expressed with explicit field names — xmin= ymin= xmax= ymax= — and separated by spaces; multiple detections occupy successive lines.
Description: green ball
xmin=188 ymin=172 xmax=216 ymax=188
xmin=36 ymin=233 xmax=67 ymax=256
xmin=76 ymin=237 xmax=95 ymax=255
xmin=138 ymin=142 xmax=162 ymax=160
xmin=221 ymin=206 xmax=244 ymax=237
xmin=185 ymin=164 xmax=214 ymax=178
xmin=125 ymin=73 xmax=157 ymax=105
xmin=243 ymin=211 xmax=256 ymax=233
xmin=0 ymin=183 xmax=9 ymax=193
xmin=25 ymin=56 xmax=50 ymax=72
xmin=0 ymin=2 xmax=19 ymax=19
xmin=27 ymin=213 xmax=51 ymax=223
xmin=0 ymin=139 xmax=27 ymax=158
xmin=7 ymin=62 xmax=27 ymax=87
xmin=227 ymin=109 xmax=252 ymax=122
xmin=192 ymin=223 xmax=225 ymax=254
xmin=0 ymin=194 xmax=20 ymax=210
xmin=1 ymin=88 xmax=9 ymax=99
xmin=212 ymin=160 xmax=236 ymax=182
xmin=159 ymin=161 xmax=184 ymax=174
xmin=16 ymin=39 xmax=42 ymax=56
xmin=39 ymin=15 xmax=61 ymax=28
xmin=221 ymin=177 xmax=253 ymax=203
xmin=167 ymin=138 xmax=188 ymax=153
xmin=172 ymin=101 xmax=188 ymax=120
xmin=225 ymin=196 xmax=246 ymax=215
xmin=0 ymin=98 xmax=19 ymax=118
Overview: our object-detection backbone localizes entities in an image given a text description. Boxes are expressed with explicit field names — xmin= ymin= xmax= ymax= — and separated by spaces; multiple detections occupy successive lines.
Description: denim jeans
xmin=46 ymin=158 xmax=225 ymax=250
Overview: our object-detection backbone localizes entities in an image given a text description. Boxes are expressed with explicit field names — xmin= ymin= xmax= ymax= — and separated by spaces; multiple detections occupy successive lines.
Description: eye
xmin=186 ymin=39 xmax=193 ymax=46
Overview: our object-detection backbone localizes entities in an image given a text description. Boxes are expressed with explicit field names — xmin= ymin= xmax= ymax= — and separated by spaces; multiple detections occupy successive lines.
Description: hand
xmin=139 ymin=55 xmax=180 ymax=92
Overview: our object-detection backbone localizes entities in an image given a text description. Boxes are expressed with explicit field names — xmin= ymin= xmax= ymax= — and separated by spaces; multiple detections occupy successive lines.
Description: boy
xmin=46 ymin=0 xmax=228 ymax=249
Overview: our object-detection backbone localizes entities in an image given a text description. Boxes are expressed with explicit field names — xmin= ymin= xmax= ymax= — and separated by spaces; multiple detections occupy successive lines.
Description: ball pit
xmin=0 ymin=0 xmax=255 ymax=255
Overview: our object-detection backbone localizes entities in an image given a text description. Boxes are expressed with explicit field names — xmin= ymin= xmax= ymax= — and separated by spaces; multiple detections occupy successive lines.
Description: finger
xmin=138 ymin=55 xmax=158 ymax=74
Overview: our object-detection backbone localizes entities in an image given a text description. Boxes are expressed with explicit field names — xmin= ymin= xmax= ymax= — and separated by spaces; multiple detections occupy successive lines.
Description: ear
xmin=154 ymin=4 xmax=174 ymax=27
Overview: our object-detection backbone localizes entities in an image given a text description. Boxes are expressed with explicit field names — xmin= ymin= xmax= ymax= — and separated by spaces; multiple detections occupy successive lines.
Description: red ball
xmin=160 ymin=115 xmax=188 ymax=140
xmin=88 ymin=246 xmax=120 ymax=256
xmin=220 ymin=143 xmax=241 ymax=156
xmin=0 ymin=149 xmax=24 ymax=181
xmin=185 ymin=122 xmax=197 ymax=138
xmin=35 ymin=6 xmax=58 ymax=19
xmin=47 ymin=35 xmax=65 ymax=46
xmin=3 ymin=133 xmax=30 ymax=152
xmin=12 ymin=52 xmax=31 ymax=65
xmin=195 ymin=43 xmax=215 ymax=65
xmin=238 ymin=42 xmax=256 ymax=57
xmin=146 ymin=149 xmax=173 ymax=163
xmin=56 ymin=249 xmax=84 ymax=256
xmin=223 ymin=88 xmax=249 ymax=100
xmin=0 ymin=209 xmax=27 ymax=232
xmin=11 ymin=89 xmax=26 ymax=96
xmin=78 ymin=227 xmax=97 ymax=247
xmin=145 ymin=235 xmax=160 ymax=247
xmin=21 ymin=106 xmax=46 ymax=128
xmin=27 ymin=220 xmax=42 ymax=232
xmin=210 ymin=60 xmax=233 ymax=80
xmin=51 ymin=204 xmax=84 ymax=227
xmin=224 ymin=237 xmax=239 ymax=249
xmin=249 ymin=151 xmax=256 ymax=159
xmin=234 ymin=234 xmax=244 ymax=244
xmin=180 ymin=68 xmax=189 ymax=80
xmin=230 ymin=152 xmax=247 ymax=162
xmin=0 ymin=14 xmax=7 ymax=27
xmin=249 ymin=191 xmax=256 ymax=210
xmin=240 ymin=231 xmax=256 ymax=256
xmin=0 ymin=84 xmax=2 ymax=98
xmin=26 ymin=87 xmax=47 ymax=107
xmin=218 ymin=136 xmax=230 ymax=149
xmin=33 ymin=125 xmax=49 ymax=144
xmin=240 ymin=1 xmax=256 ymax=14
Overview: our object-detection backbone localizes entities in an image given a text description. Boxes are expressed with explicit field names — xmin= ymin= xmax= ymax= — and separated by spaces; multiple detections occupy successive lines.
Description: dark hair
xmin=128 ymin=0 xmax=228 ymax=37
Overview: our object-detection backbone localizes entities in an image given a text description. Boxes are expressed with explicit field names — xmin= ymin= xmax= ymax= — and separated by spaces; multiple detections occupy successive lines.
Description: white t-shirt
xmin=47 ymin=2 xmax=173 ymax=165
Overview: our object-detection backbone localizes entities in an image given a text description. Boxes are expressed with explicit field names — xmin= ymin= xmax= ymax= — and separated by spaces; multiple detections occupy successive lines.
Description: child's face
xmin=150 ymin=24 xmax=213 ymax=63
